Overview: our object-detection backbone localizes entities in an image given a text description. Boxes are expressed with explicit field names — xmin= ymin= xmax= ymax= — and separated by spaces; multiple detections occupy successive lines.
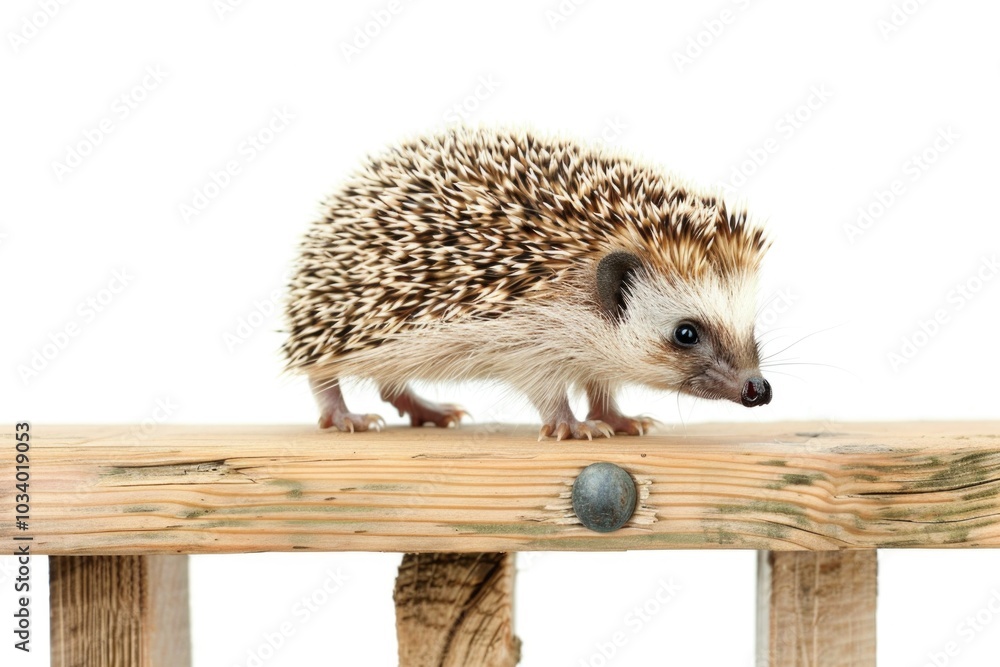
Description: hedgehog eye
xmin=673 ymin=323 xmax=700 ymax=347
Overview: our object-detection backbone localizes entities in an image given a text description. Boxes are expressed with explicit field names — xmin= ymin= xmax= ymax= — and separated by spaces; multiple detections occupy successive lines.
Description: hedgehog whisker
xmin=758 ymin=324 xmax=844 ymax=363
xmin=675 ymin=377 xmax=694 ymax=429
xmin=755 ymin=369 xmax=804 ymax=381
xmin=754 ymin=326 xmax=800 ymax=345
xmin=759 ymin=360 xmax=859 ymax=382
xmin=761 ymin=360 xmax=849 ymax=371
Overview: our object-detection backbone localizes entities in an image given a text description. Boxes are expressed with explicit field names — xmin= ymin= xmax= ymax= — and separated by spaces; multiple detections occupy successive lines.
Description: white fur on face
xmin=611 ymin=268 xmax=761 ymax=395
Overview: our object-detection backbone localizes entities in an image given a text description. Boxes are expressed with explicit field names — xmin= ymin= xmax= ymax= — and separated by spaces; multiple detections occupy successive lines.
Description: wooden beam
xmin=395 ymin=552 xmax=520 ymax=666
xmin=4 ymin=422 xmax=1000 ymax=554
xmin=50 ymin=555 xmax=191 ymax=667
xmin=756 ymin=550 xmax=877 ymax=666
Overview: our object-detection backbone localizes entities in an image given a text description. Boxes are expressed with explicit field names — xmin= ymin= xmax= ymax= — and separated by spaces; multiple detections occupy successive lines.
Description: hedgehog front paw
xmin=319 ymin=412 xmax=385 ymax=433
xmin=600 ymin=414 xmax=658 ymax=436
xmin=538 ymin=419 xmax=614 ymax=442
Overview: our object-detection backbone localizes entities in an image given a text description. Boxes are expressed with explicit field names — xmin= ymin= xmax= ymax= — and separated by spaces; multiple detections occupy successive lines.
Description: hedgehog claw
xmin=588 ymin=412 xmax=658 ymax=437
xmin=381 ymin=387 xmax=467 ymax=429
xmin=538 ymin=419 xmax=614 ymax=441
xmin=319 ymin=412 xmax=385 ymax=434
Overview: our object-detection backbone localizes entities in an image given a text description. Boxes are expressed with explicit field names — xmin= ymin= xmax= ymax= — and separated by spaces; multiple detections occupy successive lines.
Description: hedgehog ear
xmin=596 ymin=251 xmax=642 ymax=322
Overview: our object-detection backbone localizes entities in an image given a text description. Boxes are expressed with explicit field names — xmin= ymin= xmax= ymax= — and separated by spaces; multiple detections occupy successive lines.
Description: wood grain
xmin=4 ymin=421 xmax=1000 ymax=554
xmin=395 ymin=552 xmax=520 ymax=666
xmin=50 ymin=555 xmax=191 ymax=667
xmin=757 ymin=550 xmax=876 ymax=666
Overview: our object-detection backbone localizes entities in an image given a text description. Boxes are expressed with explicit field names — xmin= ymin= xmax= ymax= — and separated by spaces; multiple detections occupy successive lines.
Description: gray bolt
xmin=571 ymin=462 xmax=637 ymax=533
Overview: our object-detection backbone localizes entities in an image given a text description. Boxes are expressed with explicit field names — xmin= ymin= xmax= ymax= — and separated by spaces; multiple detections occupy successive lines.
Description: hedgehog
xmin=283 ymin=126 xmax=771 ymax=440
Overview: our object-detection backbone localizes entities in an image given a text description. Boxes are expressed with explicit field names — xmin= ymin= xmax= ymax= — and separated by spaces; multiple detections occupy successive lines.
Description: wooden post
xmin=50 ymin=555 xmax=191 ymax=667
xmin=757 ymin=550 xmax=877 ymax=667
xmin=395 ymin=552 xmax=520 ymax=666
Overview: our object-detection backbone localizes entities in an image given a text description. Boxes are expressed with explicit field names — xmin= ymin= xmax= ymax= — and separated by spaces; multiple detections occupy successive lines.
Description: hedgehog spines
xmin=283 ymin=126 xmax=766 ymax=374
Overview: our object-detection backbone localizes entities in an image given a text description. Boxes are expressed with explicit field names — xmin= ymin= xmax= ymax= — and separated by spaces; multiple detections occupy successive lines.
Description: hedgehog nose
xmin=741 ymin=377 xmax=772 ymax=407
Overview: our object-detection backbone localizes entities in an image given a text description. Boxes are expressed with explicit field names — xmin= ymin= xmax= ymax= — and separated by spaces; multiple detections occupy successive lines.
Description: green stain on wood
xmin=527 ymin=532 xmax=724 ymax=550
xmin=123 ymin=505 xmax=159 ymax=513
xmin=357 ymin=483 xmax=410 ymax=492
xmin=878 ymin=507 xmax=916 ymax=520
xmin=935 ymin=502 xmax=998 ymax=520
xmin=962 ymin=486 xmax=1000 ymax=501
xmin=194 ymin=520 xmax=242 ymax=529
xmin=709 ymin=527 xmax=740 ymax=544
xmin=760 ymin=460 xmax=788 ymax=467
xmin=875 ymin=538 xmax=925 ymax=547
xmin=840 ymin=450 xmax=1000 ymax=494
xmin=944 ymin=527 xmax=970 ymax=544
xmin=717 ymin=500 xmax=808 ymax=526
xmin=911 ymin=451 xmax=1000 ymax=491
xmin=453 ymin=522 xmax=560 ymax=536
xmin=756 ymin=521 xmax=791 ymax=540
xmin=766 ymin=473 xmax=823 ymax=489
xmin=268 ymin=479 xmax=304 ymax=498
xmin=784 ymin=473 xmax=821 ymax=486
xmin=216 ymin=504 xmax=377 ymax=515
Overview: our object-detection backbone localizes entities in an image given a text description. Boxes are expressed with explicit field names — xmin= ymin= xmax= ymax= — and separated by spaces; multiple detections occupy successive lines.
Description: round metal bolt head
xmin=571 ymin=462 xmax=637 ymax=533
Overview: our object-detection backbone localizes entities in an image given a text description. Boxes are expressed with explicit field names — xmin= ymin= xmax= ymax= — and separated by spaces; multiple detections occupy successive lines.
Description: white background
xmin=2 ymin=0 xmax=999 ymax=665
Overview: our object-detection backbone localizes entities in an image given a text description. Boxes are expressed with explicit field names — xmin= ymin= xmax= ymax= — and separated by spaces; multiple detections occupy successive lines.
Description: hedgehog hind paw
xmin=538 ymin=419 xmax=614 ymax=441
xmin=608 ymin=415 xmax=659 ymax=436
xmin=319 ymin=412 xmax=385 ymax=433
xmin=408 ymin=403 xmax=467 ymax=428
xmin=381 ymin=386 xmax=468 ymax=428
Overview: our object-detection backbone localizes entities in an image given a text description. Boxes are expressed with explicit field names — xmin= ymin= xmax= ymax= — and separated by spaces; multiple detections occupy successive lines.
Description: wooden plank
xmin=395 ymin=552 xmax=520 ymax=666
xmin=756 ymin=550 xmax=877 ymax=666
xmin=3 ymin=421 xmax=1000 ymax=554
xmin=50 ymin=555 xmax=191 ymax=667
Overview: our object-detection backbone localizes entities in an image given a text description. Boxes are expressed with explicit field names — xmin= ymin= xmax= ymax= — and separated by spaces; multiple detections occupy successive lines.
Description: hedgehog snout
xmin=741 ymin=376 xmax=772 ymax=407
